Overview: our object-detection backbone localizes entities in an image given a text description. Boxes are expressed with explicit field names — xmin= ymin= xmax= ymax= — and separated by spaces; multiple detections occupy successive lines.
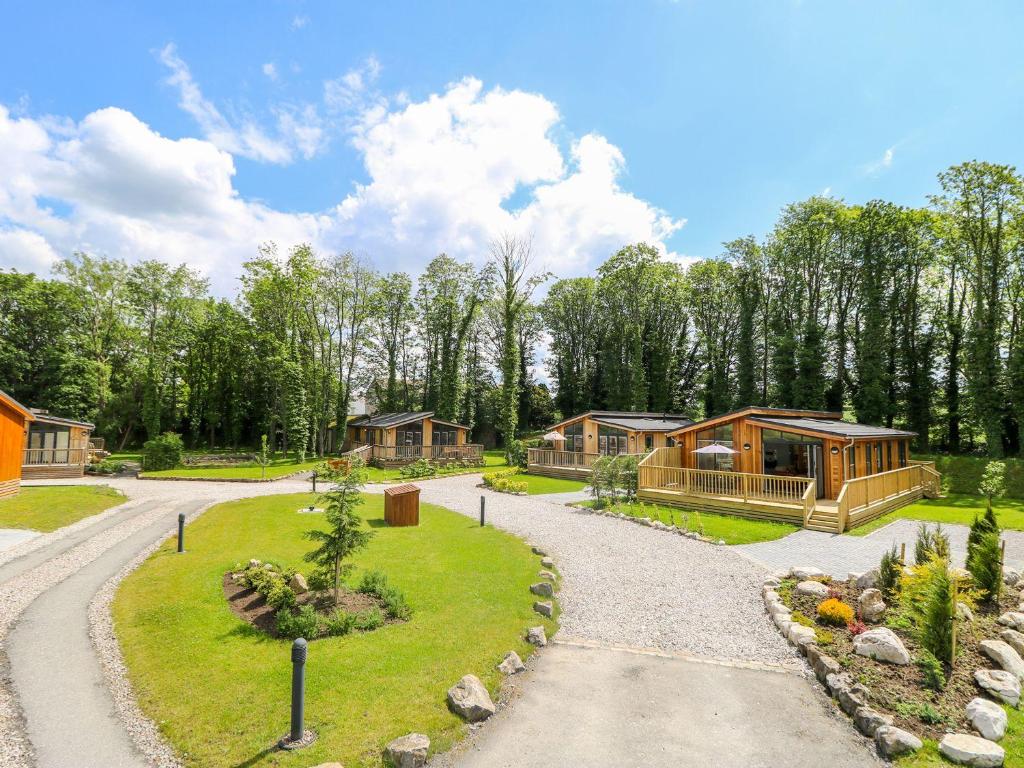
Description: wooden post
xmin=950 ymin=576 xmax=958 ymax=665
xmin=899 ymin=542 xmax=906 ymax=568
xmin=999 ymin=539 xmax=1006 ymax=603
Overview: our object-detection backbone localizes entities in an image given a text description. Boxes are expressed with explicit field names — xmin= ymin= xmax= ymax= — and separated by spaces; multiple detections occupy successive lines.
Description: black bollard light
xmin=480 ymin=495 xmax=485 ymax=527
xmin=290 ymin=638 xmax=307 ymax=743
xmin=311 ymin=470 xmax=317 ymax=494
xmin=176 ymin=512 xmax=185 ymax=553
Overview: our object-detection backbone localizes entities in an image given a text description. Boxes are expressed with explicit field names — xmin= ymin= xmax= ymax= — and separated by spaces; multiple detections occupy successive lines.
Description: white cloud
xmin=324 ymin=56 xmax=382 ymax=113
xmin=262 ymin=62 xmax=278 ymax=81
xmin=291 ymin=15 xmax=309 ymax=30
xmin=158 ymin=44 xmax=325 ymax=164
xmin=0 ymin=77 xmax=682 ymax=293
xmin=862 ymin=145 xmax=895 ymax=176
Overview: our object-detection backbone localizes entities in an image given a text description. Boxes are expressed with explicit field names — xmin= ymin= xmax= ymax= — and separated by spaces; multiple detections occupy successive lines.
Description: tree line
xmin=543 ymin=161 xmax=1024 ymax=457
xmin=1 ymin=160 xmax=1022 ymax=457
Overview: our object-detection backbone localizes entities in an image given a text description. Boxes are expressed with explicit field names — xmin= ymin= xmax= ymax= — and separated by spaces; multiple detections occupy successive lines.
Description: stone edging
xmin=568 ymin=503 xmax=726 ymax=545
xmin=85 ymin=504 xmax=220 ymax=768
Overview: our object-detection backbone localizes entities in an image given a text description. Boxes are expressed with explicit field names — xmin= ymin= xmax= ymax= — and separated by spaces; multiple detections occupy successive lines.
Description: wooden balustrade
xmin=637 ymin=462 xmax=813 ymax=507
xmin=23 ymin=447 xmax=89 ymax=466
xmin=369 ymin=443 xmax=484 ymax=461
xmin=838 ymin=464 xmax=927 ymax=530
xmin=527 ymin=448 xmax=598 ymax=469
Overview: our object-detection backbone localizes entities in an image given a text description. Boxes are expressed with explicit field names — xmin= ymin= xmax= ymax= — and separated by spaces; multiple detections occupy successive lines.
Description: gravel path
xmin=409 ymin=474 xmax=794 ymax=665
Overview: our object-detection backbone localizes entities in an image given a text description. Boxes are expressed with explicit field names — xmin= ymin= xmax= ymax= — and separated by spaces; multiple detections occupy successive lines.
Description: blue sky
xmin=1 ymin=1 xmax=1022 ymax=291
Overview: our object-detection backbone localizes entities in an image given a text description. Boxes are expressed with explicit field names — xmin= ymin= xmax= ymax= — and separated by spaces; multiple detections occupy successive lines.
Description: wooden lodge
xmin=22 ymin=410 xmax=95 ymax=480
xmin=638 ymin=407 xmax=941 ymax=533
xmin=344 ymin=411 xmax=483 ymax=465
xmin=0 ymin=390 xmax=34 ymax=499
xmin=527 ymin=410 xmax=694 ymax=480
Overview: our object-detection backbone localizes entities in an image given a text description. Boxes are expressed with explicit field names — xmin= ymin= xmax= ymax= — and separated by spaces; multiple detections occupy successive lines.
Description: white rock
xmin=385 ymin=733 xmax=430 ymax=768
xmin=958 ymin=602 xmax=975 ymax=622
xmin=853 ymin=627 xmax=911 ymax=665
xmin=980 ymin=640 xmax=1024 ymax=682
xmin=787 ymin=624 xmax=816 ymax=647
xmin=874 ymin=725 xmax=923 ymax=758
xmin=790 ymin=566 xmax=826 ymax=580
xmin=288 ymin=573 xmax=308 ymax=594
xmin=446 ymin=675 xmax=495 ymax=722
xmin=856 ymin=569 xmax=880 ymax=589
xmin=526 ymin=626 xmax=547 ymax=646
xmin=497 ymin=651 xmax=525 ymax=675
xmin=1003 ymin=566 xmax=1021 ymax=587
xmin=974 ymin=669 xmax=1021 ymax=707
xmin=938 ymin=733 xmax=1005 ymax=767
xmin=857 ymin=588 xmax=887 ymax=622
xmin=996 ymin=612 xmax=1024 ymax=630
xmin=1000 ymin=629 xmax=1024 ymax=658
xmin=795 ymin=580 xmax=831 ymax=598
xmin=966 ymin=697 xmax=1007 ymax=742
xmin=853 ymin=706 xmax=892 ymax=737
xmin=540 ymin=557 xmax=554 ymax=568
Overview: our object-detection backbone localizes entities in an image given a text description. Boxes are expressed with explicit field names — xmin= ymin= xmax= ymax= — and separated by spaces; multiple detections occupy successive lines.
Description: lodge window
xmin=886 ymin=442 xmax=893 ymax=472
xmin=598 ymin=425 xmax=629 ymax=456
xmin=645 ymin=434 xmax=654 ymax=451
xmin=864 ymin=442 xmax=873 ymax=475
xmin=696 ymin=423 xmax=734 ymax=471
xmin=848 ymin=445 xmax=857 ymax=480
xmin=396 ymin=422 xmax=423 ymax=446
xmin=898 ymin=441 xmax=907 ymax=468
xmin=875 ymin=443 xmax=883 ymax=473
xmin=434 ymin=429 xmax=457 ymax=445
xmin=563 ymin=422 xmax=584 ymax=452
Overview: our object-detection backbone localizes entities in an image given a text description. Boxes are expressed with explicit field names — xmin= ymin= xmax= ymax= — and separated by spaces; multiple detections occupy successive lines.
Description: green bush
xmin=323 ymin=609 xmax=357 ymax=637
xmin=968 ymin=530 xmax=1003 ymax=604
xmin=266 ymin=582 xmax=297 ymax=611
xmin=918 ymin=559 xmax=955 ymax=664
xmin=483 ymin=469 xmax=528 ymax=494
xmin=914 ymin=523 xmax=950 ymax=565
xmin=358 ymin=569 xmax=388 ymax=595
xmin=141 ymin=432 xmax=184 ymax=471
xmin=920 ymin=454 xmax=1024 ymax=498
xmin=399 ymin=459 xmax=437 ymax=479
xmin=354 ymin=607 xmax=385 ymax=631
xmin=358 ymin=570 xmax=412 ymax=620
xmin=276 ymin=604 xmax=320 ymax=639
xmin=87 ymin=459 xmax=125 ymax=475
xmin=916 ymin=650 xmax=947 ymax=691
xmin=879 ymin=545 xmax=902 ymax=599
xmin=506 ymin=439 xmax=528 ymax=469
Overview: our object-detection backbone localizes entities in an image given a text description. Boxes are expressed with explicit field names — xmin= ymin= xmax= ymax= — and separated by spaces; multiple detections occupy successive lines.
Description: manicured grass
xmin=363 ymin=450 xmax=509 ymax=483
xmin=897 ymin=705 xmax=1022 ymax=766
xmin=576 ymin=499 xmax=799 ymax=545
xmin=140 ymin=457 xmax=323 ymax=480
xmin=495 ymin=471 xmax=589 ymax=495
xmin=0 ymin=485 xmax=125 ymax=532
xmin=845 ymin=494 xmax=1024 ymax=537
xmin=113 ymin=492 xmax=554 ymax=768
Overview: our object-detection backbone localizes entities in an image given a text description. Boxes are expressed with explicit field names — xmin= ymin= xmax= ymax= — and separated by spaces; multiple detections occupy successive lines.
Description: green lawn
xmin=576 ymin=499 xmax=799 ymax=545
xmin=113 ymin=492 xmax=554 ymax=768
xmin=363 ymin=449 xmax=508 ymax=483
xmin=0 ymin=485 xmax=125 ymax=531
xmin=897 ymin=705 xmax=1022 ymax=766
xmin=496 ymin=471 xmax=589 ymax=495
xmin=846 ymin=494 xmax=1024 ymax=537
xmin=140 ymin=457 xmax=323 ymax=480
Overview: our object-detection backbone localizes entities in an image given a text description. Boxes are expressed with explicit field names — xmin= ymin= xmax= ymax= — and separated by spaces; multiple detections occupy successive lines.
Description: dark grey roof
xmin=349 ymin=411 xmax=468 ymax=430
xmin=29 ymin=410 xmax=94 ymax=429
xmin=752 ymin=417 xmax=916 ymax=439
xmin=590 ymin=415 xmax=694 ymax=432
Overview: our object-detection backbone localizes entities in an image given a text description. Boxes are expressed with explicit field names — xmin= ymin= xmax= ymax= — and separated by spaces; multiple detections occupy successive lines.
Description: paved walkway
xmin=737 ymin=518 xmax=1024 ymax=578
xmin=0 ymin=528 xmax=39 ymax=554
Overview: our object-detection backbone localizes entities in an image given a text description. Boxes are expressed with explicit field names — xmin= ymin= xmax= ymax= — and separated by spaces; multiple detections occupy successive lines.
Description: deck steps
xmin=803 ymin=506 xmax=841 ymax=533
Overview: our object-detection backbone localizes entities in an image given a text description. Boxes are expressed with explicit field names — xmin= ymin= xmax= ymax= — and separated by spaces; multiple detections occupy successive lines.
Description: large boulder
xmin=966 ymin=697 xmax=1007 ymax=742
xmin=855 ymin=569 xmax=880 ymax=589
xmin=938 ymin=733 xmax=1005 ymax=767
xmin=996 ymin=612 xmax=1024 ymax=630
xmin=288 ymin=573 xmax=308 ymax=594
xmin=874 ymin=725 xmax=923 ymax=759
xmin=979 ymin=640 xmax=1024 ymax=682
xmin=795 ymin=580 xmax=831 ymax=599
xmin=857 ymin=588 xmax=887 ymax=622
xmin=497 ymin=651 xmax=525 ymax=675
xmin=1000 ymin=629 xmax=1024 ymax=657
xmin=790 ymin=566 xmax=826 ymax=580
xmin=1003 ymin=566 xmax=1021 ymax=587
xmin=446 ymin=675 xmax=496 ymax=722
xmin=530 ymin=582 xmax=553 ymax=597
xmin=853 ymin=627 xmax=911 ymax=665
xmin=854 ymin=706 xmax=893 ymax=737
xmin=526 ymin=626 xmax=547 ymax=647
xmin=385 ymin=733 xmax=430 ymax=768
xmin=533 ymin=601 xmax=553 ymax=618
xmin=974 ymin=669 xmax=1021 ymax=707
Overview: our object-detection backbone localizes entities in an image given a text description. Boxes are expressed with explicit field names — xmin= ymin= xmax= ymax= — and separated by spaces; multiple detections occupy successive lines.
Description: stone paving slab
xmin=736 ymin=518 xmax=1024 ymax=578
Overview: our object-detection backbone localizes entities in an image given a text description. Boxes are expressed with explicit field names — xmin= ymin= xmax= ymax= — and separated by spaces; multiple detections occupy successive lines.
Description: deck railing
xmin=837 ymin=464 xmax=926 ymax=531
xmin=366 ymin=443 xmax=484 ymax=461
xmin=23 ymin=447 xmax=89 ymax=466
xmin=638 ymin=448 xmax=814 ymax=507
xmin=527 ymin=449 xmax=599 ymax=470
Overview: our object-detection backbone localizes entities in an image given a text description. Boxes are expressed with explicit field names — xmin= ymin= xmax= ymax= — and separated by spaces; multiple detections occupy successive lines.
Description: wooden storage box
xmin=384 ymin=483 xmax=420 ymax=526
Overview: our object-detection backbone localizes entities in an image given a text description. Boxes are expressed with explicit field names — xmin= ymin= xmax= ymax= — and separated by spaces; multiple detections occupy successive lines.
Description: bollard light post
xmin=176 ymin=513 xmax=185 ymax=553
xmin=290 ymin=637 xmax=307 ymax=743
xmin=480 ymin=495 xmax=485 ymax=527
xmin=311 ymin=470 xmax=317 ymax=494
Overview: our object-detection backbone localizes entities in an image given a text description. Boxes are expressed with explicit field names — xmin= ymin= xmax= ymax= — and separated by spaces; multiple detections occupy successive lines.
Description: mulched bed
xmin=784 ymin=578 xmax=1017 ymax=741
xmin=222 ymin=572 xmax=386 ymax=637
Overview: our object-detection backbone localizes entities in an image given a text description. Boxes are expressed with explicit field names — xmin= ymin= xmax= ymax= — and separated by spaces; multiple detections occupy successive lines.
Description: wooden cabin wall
xmin=422 ymin=419 xmax=433 ymax=445
xmin=0 ymin=401 xmax=27 ymax=498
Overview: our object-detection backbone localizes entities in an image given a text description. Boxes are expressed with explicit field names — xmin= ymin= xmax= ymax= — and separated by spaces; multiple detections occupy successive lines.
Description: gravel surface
xmin=409 ymin=474 xmax=795 ymax=665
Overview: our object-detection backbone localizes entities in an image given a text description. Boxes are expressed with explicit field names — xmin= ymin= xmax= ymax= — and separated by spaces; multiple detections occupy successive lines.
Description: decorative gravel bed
xmin=413 ymin=474 xmax=795 ymax=664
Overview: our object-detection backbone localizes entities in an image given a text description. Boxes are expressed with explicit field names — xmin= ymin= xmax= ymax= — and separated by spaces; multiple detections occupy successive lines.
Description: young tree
xmin=304 ymin=461 xmax=373 ymax=605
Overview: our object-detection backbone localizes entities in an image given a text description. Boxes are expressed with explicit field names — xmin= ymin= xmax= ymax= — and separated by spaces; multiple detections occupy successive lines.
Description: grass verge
xmin=576 ymin=499 xmax=799 ymax=545
xmin=490 ymin=471 xmax=589 ymax=495
xmin=845 ymin=494 xmax=1024 ymax=537
xmin=363 ymin=449 xmax=508 ymax=483
xmin=140 ymin=457 xmax=323 ymax=480
xmin=113 ymin=492 xmax=553 ymax=767
xmin=895 ymin=706 xmax=1023 ymax=766
xmin=0 ymin=485 xmax=125 ymax=531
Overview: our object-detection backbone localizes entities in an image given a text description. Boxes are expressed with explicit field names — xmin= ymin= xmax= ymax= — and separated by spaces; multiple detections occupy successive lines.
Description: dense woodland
xmin=2 ymin=160 xmax=1023 ymax=457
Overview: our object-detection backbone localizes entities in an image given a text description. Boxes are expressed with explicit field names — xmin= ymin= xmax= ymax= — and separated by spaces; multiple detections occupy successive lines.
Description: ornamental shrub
xmin=141 ymin=432 xmax=184 ymax=471
xmin=879 ymin=545 xmax=902 ymax=599
xmin=847 ymin=619 xmax=867 ymax=636
xmin=323 ymin=609 xmax=357 ymax=637
xmin=276 ymin=604 xmax=320 ymax=639
xmin=916 ymin=650 xmax=947 ymax=691
xmin=506 ymin=439 xmax=528 ymax=469
xmin=816 ymin=598 xmax=855 ymax=627
xmin=399 ymin=459 xmax=437 ymax=479
xmin=913 ymin=523 xmax=949 ymax=565
xmin=354 ymin=607 xmax=385 ymax=631
xmin=918 ymin=558 xmax=955 ymax=664
xmin=968 ymin=530 xmax=1003 ymax=604
xmin=266 ymin=582 xmax=297 ymax=611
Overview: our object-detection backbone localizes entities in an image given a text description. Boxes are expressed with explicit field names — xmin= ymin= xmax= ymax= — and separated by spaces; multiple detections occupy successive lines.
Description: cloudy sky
xmin=1 ymin=2 xmax=1022 ymax=294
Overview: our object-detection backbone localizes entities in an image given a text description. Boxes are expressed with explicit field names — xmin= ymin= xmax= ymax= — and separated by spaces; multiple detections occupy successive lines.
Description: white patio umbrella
xmin=691 ymin=443 xmax=738 ymax=454
xmin=543 ymin=431 xmax=566 ymax=442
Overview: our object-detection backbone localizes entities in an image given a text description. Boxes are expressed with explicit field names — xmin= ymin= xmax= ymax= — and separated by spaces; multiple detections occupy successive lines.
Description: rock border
xmin=569 ymin=503 xmax=725 ymax=545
